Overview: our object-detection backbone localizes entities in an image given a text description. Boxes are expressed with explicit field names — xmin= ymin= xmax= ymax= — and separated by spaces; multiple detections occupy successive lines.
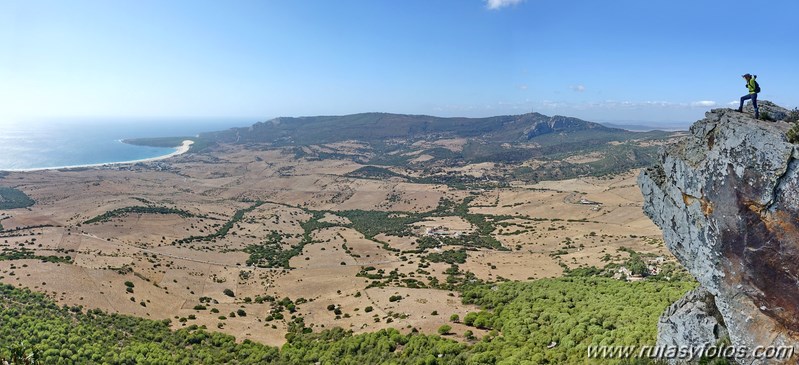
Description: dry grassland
xmin=0 ymin=144 xmax=671 ymax=346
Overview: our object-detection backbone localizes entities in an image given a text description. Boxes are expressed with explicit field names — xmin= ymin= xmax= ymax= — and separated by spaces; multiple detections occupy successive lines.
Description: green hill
xmin=199 ymin=112 xmax=626 ymax=145
xmin=192 ymin=112 xmax=678 ymax=184
xmin=118 ymin=112 xmax=678 ymax=187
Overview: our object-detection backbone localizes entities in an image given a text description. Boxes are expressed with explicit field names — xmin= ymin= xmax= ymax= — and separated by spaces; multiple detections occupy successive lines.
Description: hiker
xmin=737 ymin=74 xmax=760 ymax=119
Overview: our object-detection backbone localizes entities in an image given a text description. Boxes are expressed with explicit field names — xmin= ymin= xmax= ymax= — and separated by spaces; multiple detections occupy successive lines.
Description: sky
xmin=1 ymin=0 xmax=798 ymax=126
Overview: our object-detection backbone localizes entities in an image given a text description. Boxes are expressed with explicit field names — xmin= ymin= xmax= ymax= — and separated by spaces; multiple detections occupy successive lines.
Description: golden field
xmin=0 ymin=143 xmax=670 ymax=346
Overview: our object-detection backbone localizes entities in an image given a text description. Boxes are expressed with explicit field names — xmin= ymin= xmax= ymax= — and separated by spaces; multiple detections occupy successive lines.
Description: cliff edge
xmin=638 ymin=103 xmax=797 ymax=364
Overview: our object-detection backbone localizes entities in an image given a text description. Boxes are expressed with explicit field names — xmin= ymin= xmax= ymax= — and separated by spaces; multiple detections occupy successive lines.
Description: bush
xmin=787 ymin=125 xmax=799 ymax=143
xmin=463 ymin=312 xmax=478 ymax=326
xmin=786 ymin=109 xmax=799 ymax=143
xmin=223 ymin=289 xmax=235 ymax=297
xmin=464 ymin=330 xmax=474 ymax=340
xmin=450 ymin=314 xmax=460 ymax=322
xmin=437 ymin=325 xmax=452 ymax=335
xmin=787 ymin=108 xmax=799 ymax=123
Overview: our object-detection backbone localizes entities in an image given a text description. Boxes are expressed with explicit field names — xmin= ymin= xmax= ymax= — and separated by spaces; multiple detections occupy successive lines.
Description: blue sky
xmin=2 ymin=0 xmax=798 ymax=125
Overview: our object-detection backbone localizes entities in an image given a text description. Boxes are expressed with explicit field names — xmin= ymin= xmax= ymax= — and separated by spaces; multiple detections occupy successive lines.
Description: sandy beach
xmin=3 ymin=140 xmax=194 ymax=172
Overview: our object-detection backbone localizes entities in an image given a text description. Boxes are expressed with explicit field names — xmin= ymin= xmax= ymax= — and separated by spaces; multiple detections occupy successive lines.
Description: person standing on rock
xmin=737 ymin=74 xmax=760 ymax=119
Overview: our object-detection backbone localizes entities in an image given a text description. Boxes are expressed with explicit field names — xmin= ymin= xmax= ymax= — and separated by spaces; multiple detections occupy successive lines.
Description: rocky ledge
xmin=638 ymin=103 xmax=798 ymax=364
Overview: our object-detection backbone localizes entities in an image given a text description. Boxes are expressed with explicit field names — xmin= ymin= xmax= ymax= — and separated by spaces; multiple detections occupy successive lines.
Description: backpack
xmin=753 ymin=76 xmax=761 ymax=93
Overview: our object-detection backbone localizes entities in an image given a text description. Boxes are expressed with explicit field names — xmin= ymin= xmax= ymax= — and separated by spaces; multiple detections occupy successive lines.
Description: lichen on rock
xmin=639 ymin=104 xmax=799 ymax=364
xmin=657 ymin=286 xmax=729 ymax=363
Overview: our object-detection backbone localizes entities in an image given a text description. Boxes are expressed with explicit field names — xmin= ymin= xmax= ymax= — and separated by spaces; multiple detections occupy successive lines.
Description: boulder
xmin=656 ymin=287 xmax=729 ymax=364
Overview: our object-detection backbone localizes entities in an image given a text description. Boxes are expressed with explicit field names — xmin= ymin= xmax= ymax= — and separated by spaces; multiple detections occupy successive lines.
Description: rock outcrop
xmin=639 ymin=104 xmax=799 ymax=364
xmin=743 ymin=100 xmax=791 ymax=121
xmin=657 ymin=287 xmax=729 ymax=355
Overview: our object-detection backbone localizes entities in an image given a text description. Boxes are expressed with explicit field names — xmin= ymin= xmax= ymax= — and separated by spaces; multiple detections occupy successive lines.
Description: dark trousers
xmin=739 ymin=93 xmax=759 ymax=118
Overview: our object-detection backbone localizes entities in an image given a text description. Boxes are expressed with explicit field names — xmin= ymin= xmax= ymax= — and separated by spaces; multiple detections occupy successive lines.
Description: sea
xmin=0 ymin=118 xmax=254 ymax=171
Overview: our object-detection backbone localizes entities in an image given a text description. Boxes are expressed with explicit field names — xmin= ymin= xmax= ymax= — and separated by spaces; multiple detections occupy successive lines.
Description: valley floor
xmin=0 ymin=143 xmax=674 ymax=347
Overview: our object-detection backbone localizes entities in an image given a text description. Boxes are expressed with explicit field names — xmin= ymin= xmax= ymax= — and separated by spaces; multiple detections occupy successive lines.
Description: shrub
xmin=463 ymin=312 xmax=478 ymax=326
xmin=437 ymin=325 xmax=452 ymax=335
xmin=223 ymin=289 xmax=234 ymax=297
xmin=786 ymin=125 xmax=799 ymax=143
xmin=787 ymin=109 xmax=799 ymax=143
xmin=787 ymin=108 xmax=799 ymax=123
xmin=450 ymin=314 xmax=460 ymax=322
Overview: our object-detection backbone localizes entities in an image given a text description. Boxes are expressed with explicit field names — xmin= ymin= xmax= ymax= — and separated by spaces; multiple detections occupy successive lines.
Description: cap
xmin=742 ymin=73 xmax=752 ymax=78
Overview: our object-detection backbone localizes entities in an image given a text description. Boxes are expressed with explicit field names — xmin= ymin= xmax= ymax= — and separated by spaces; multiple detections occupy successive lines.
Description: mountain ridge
xmin=123 ymin=111 xmax=678 ymax=186
xmin=198 ymin=112 xmax=622 ymax=145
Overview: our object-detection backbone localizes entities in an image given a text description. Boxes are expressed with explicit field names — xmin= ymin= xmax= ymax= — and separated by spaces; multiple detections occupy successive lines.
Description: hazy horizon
xmin=0 ymin=115 xmax=695 ymax=134
xmin=3 ymin=0 xmax=797 ymax=125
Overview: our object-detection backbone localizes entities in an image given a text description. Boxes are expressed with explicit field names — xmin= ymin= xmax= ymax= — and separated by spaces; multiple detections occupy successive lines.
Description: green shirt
xmin=747 ymin=78 xmax=758 ymax=94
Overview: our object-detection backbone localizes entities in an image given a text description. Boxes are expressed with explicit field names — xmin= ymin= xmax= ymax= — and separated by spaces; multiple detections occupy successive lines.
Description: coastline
xmin=1 ymin=140 xmax=194 ymax=172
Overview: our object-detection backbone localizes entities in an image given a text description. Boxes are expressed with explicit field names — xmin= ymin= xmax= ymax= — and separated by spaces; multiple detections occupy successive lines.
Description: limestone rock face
xmin=638 ymin=105 xmax=799 ymax=364
xmin=657 ymin=287 xmax=728 ymax=364
xmin=742 ymin=99 xmax=792 ymax=121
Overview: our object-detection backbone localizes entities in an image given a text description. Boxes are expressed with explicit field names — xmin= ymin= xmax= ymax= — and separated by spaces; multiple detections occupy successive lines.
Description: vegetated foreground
xmin=0 ymin=126 xmax=690 ymax=363
xmin=0 ymin=277 xmax=692 ymax=364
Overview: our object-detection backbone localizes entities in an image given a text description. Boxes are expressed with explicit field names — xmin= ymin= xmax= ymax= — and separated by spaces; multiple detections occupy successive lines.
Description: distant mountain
xmin=599 ymin=122 xmax=688 ymax=132
xmin=199 ymin=112 xmax=623 ymax=145
xmin=127 ymin=111 xmax=678 ymax=186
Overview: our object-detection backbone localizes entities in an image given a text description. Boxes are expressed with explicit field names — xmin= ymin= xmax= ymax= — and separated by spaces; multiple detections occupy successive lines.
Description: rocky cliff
xmin=638 ymin=104 xmax=798 ymax=364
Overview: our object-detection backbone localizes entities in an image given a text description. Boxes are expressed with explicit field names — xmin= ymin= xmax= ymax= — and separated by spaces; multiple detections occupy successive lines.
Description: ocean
xmin=0 ymin=118 xmax=254 ymax=171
